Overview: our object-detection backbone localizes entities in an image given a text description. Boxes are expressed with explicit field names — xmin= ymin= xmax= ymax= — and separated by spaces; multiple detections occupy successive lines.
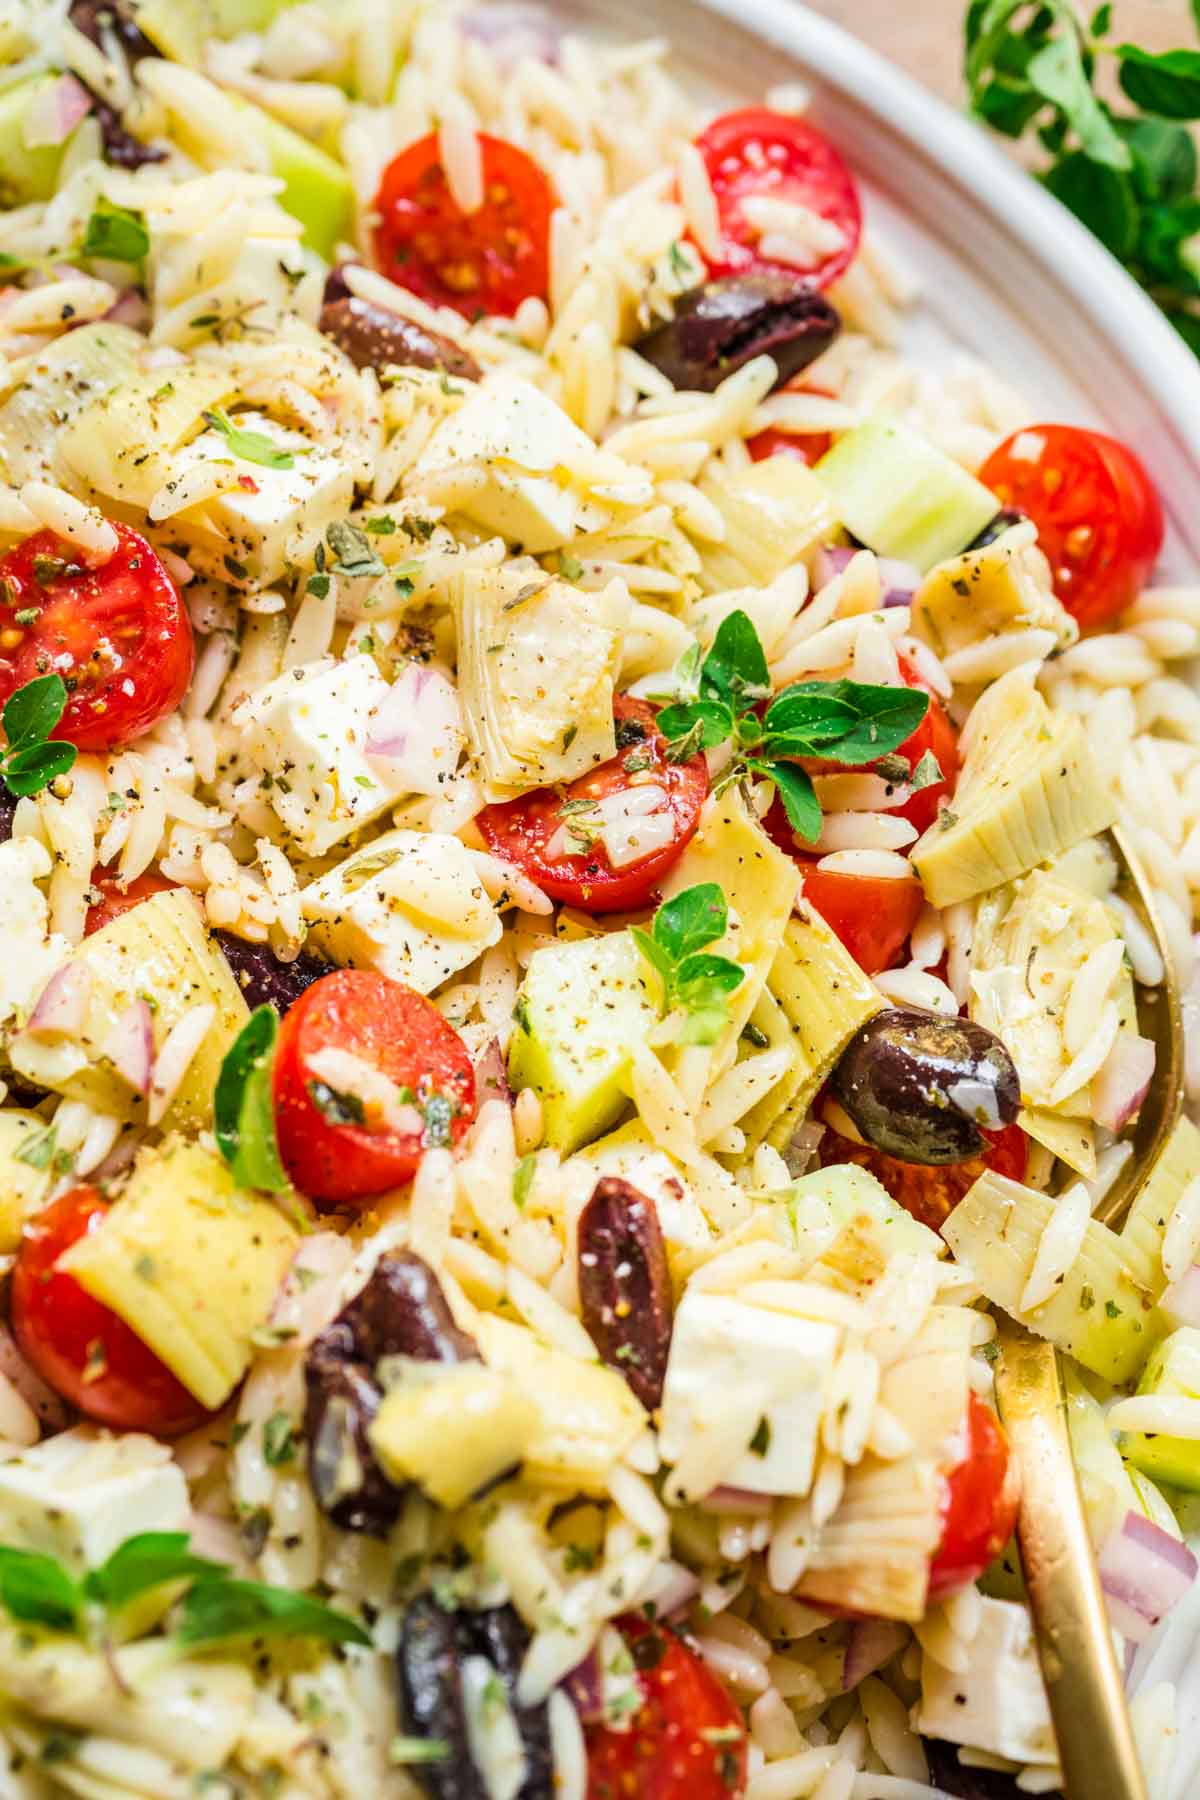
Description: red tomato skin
xmin=373 ymin=131 xmax=555 ymax=318
xmin=11 ymin=1188 xmax=210 ymax=1437
xmin=978 ymin=425 xmax=1164 ymax=631
xmin=890 ymin=660 xmax=959 ymax=834
xmin=85 ymin=869 xmax=178 ymax=935
xmin=799 ymin=854 xmax=924 ymax=976
xmin=0 ymin=526 xmax=194 ymax=752
xmin=585 ymin=1615 xmax=748 ymax=1800
xmin=928 ymin=1392 xmax=1020 ymax=1601
xmin=477 ymin=697 xmax=709 ymax=914
xmin=694 ymin=108 xmax=861 ymax=289
xmin=819 ymin=1121 xmax=1028 ymax=1233
xmin=272 ymin=969 xmax=476 ymax=1208
xmin=747 ymin=427 xmax=832 ymax=467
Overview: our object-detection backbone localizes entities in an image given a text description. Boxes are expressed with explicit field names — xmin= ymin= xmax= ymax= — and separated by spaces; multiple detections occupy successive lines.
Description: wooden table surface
xmin=803 ymin=0 xmax=1191 ymax=106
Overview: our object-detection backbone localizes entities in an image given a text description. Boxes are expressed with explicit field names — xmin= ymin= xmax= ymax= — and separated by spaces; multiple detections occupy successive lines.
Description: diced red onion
xmin=104 ymin=289 xmax=151 ymax=330
xmin=1092 ymin=1034 xmax=1156 ymax=1132
xmin=105 ymin=998 xmax=154 ymax=1096
xmin=563 ymin=1648 xmax=604 ymax=1723
xmin=815 ymin=545 xmax=857 ymax=588
xmin=842 ymin=1618 xmax=908 ymax=1690
xmin=699 ymin=1485 xmax=774 ymax=1516
xmin=271 ymin=1233 xmax=354 ymax=1345
xmin=22 ymin=74 xmax=92 ymax=149
xmin=1162 ymin=1264 xmax=1200 ymax=1330
xmin=0 ymin=1325 xmax=70 ymax=1432
xmin=461 ymin=5 xmax=562 ymax=67
xmin=878 ymin=556 xmax=921 ymax=608
xmin=27 ymin=961 xmax=93 ymax=1038
xmin=366 ymin=663 xmax=463 ymax=797
xmin=474 ymin=1035 xmax=514 ymax=1108
xmin=1098 ymin=1508 xmax=1197 ymax=1643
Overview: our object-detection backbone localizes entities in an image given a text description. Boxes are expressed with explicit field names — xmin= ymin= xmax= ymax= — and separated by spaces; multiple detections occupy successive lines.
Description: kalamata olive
xmin=924 ymin=1742 xmax=1052 ymax=1800
xmin=319 ymin=295 xmax=482 ymax=381
xmin=68 ymin=0 xmax=158 ymax=62
xmin=0 ymin=791 xmax=15 ymax=845
xmin=634 ymin=272 xmax=841 ymax=393
xmin=578 ymin=1176 xmax=672 ymax=1411
xmin=397 ymin=1596 xmax=553 ymax=1800
xmin=304 ymin=1251 xmax=479 ymax=1534
xmin=966 ymin=508 xmax=1026 ymax=551
xmin=830 ymin=1006 xmax=1021 ymax=1166
xmin=214 ymin=931 xmax=332 ymax=1015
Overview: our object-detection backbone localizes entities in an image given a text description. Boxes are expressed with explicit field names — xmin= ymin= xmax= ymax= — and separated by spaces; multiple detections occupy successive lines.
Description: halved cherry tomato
xmin=819 ymin=1120 xmax=1029 ymax=1233
xmin=11 ymin=1187 xmax=210 ymax=1437
xmin=477 ymin=696 xmax=708 ymax=914
xmin=272 ymin=969 xmax=476 ymax=1208
xmin=373 ymin=130 xmax=556 ymax=318
xmin=693 ymin=108 xmax=861 ymax=289
xmin=585 ymin=1615 xmax=748 ymax=1800
xmin=746 ymin=424 xmax=832 ymax=467
xmin=0 ymin=525 xmax=194 ymax=752
xmin=85 ymin=868 xmax=178 ymax=935
xmin=978 ymin=424 xmax=1164 ymax=631
xmin=783 ymin=844 xmax=924 ymax=976
xmin=928 ymin=1391 xmax=1020 ymax=1600
xmin=747 ymin=379 xmax=834 ymax=468
xmin=890 ymin=657 xmax=959 ymax=834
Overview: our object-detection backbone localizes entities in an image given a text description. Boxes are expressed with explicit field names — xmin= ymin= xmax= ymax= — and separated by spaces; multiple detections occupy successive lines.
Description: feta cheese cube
xmin=658 ymin=1291 xmax=837 ymax=1497
xmin=302 ymin=828 xmax=501 ymax=992
xmin=239 ymin=656 xmax=410 ymax=855
xmin=165 ymin=410 xmax=351 ymax=586
xmin=420 ymin=375 xmax=613 ymax=552
xmin=0 ymin=1426 xmax=189 ymax=1572
xmin=915 ymin=1596 xmax=1057 ymax=1766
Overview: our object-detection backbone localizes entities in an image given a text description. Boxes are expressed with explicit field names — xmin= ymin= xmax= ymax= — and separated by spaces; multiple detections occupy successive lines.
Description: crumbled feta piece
xmin=164 ymin=410 xmax=352 ymax=586
xmin=238 ymin=656 xmax=411 ymax=856
xmin=420 ymin=376 xmax=615 ymax=551
xmin=915 ymin=1595 xmax=1057 ymax=1766
xmin=0 ymin=1426 xmax=189 ymax=1572
xmin=0 ymin=837 xmax=69 ymax=1032
xmin=301 ymin=828 xmax=501 ymax=992
xmin=658 ymin=1290 xmax=837 ymax=1497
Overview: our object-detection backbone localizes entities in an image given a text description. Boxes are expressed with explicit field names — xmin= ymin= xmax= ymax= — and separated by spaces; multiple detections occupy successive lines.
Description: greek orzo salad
xmin=2 ymin=3 xmax=1200 ymax=1798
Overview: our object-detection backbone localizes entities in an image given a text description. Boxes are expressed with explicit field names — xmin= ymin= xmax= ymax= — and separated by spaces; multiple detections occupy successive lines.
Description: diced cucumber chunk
xmin=1120 ymin=1327 xmax=1200 ymax=1493
xmin=814 ymin=420 xmax=999 ymax=573
xmin=508 ymin=932 xmax=659 ymax=1155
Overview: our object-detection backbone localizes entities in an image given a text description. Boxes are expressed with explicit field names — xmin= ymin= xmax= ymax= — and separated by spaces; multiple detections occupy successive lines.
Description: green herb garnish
xmin=0 ymin=674 xmax=77 ymax=798
xmin=631 ymin=882 xmax=746 ymax=1045
xmin=656 ymin=609 xmax=928 ymax=842
xmin=214 ymin=1006 xmax=289 ymax=1193
xmin=326 ymin=520 xmax=386 ymax=580
xmin=202 ymin=407 xmax=296 ymax=471
xmin=82 ymin=200 xmax=150 ymax=265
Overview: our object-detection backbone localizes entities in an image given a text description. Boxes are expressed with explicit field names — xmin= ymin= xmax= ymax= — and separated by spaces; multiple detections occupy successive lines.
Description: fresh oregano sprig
xmin=0 ymin=1533 xmax=370 ymax=1649
xmin=657 ymin=610 xmax=929 ymax=843
xmin=964 ymin=1 xmax=1200 ymax=353
xmin=0 ymin=674 xmax=77 ymax=799
xmin=631 ymin=882 xmax=746 ymax=1045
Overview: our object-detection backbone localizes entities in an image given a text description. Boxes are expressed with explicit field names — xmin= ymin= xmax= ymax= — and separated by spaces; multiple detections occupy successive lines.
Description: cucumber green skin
xmin=254 ymin=108 xmax=354 ymax=261
xmin=0 ymin=77 xmax=71 ymax=207
xmin=508 ymin=934 xmax=659 ymax=1156
xmin=1121 ymin=1328 xmax=1200 ymax=1493
xmin=814 ymin=420 xmax=998 ymax=573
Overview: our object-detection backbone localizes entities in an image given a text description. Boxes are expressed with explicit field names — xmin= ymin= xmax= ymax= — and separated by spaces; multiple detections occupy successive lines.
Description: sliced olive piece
xmin=634 ymin=271 xmax=841 ymax=393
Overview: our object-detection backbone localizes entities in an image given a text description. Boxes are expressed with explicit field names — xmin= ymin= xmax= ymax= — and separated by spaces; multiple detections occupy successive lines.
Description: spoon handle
xmin=994 ymin=1320 xmax=1148 ymax=1800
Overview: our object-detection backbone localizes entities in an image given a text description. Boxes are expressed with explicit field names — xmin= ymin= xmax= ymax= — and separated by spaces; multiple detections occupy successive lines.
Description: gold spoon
xmin=992 ymin=826 xmax=1185 ymax=1800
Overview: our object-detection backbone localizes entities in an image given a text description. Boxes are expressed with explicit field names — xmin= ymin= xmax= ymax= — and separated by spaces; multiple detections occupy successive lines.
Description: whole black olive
xmin=634 ymin=272 xmax=841 ymax=393
xmin=397 ymin=1596 xmax=553 ymax=1800
xmin=213 ymin=931 xmax=332 ymax=1015
xmin=304 ymin=1251 xmax=479 ymax=1535
xmin=320 ymin=294 xmax=482 ymax=382
xmin=830 ymin=1006 xmax=1021 ymax=1165
xmin=966 ymin=508 xmax=1026 ymax=551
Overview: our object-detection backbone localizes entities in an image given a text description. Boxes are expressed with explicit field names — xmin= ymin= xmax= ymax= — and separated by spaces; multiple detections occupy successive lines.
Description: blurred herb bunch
xmin=964 ymin=1 xmax=1200 ymax=350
